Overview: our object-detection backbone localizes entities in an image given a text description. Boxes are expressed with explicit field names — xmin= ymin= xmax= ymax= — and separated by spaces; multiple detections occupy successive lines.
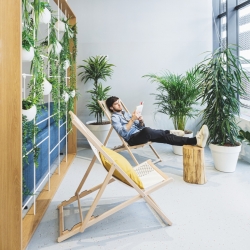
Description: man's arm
xmin=111 ymin=114 xmax=133 ymax=139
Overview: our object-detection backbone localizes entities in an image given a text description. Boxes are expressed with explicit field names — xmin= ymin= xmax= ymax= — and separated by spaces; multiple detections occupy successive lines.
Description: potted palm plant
xmin=197 ymin=45 xmax=250 ymax=172
xmin=78 ymin=55 xmax=115 ymax=143
xmin=144 ymin=68 xmax=200 ymax=155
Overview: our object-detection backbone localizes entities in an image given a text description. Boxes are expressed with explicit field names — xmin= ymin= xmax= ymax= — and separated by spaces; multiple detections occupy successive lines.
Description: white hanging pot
xmin=172 ymin=131 xmax=193 ymax=156
xmin=22 ymin=105 xmax=37 ymax=121
xmin=62 ymin=91 xmax=69 ymax=102
xmin=209 ymin=143 xmax=242 ymax=172
xmin=63 ymin=60 xmax=70 ymax=70
xmin=55 ymin=20 xmax=66 ymax=32
xmin=69 ymin=90 xmax=75 ymax=98
xmin=40 ymin=7 xmax=51 ymax=24
xmin=22 ymin=47 xmax=35 ymax=62
xmin=48 ymin=41 xmax=62 ymax=55
xmin=42 ymin=78 xmax=52 ymax=95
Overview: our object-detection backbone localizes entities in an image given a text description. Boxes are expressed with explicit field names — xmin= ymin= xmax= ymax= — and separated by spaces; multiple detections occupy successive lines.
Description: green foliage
xmin=78 ymin=56 xmax=115 ymax=123
xmin=197 ymin=45 xmax=250 ymax=146
xmin=87 ymin=84 xmax=111 ymax=123
xmin=22 ymin=26 xmax=34 ymax=51
xmin=144 ymin=68 xmax=200 ymax=131
xmin=238 ymin=129 xmax=250 ymax=145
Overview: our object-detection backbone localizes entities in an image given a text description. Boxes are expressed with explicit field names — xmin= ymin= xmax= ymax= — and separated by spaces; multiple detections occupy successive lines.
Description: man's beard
xmin=112 ymin=106 xmax=122 ymax=112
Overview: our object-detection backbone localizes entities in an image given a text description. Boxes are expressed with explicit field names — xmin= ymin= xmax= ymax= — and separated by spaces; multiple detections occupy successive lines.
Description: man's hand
xmin=138 ymin=116 xmax=143 ymax=122
xmin=131 ymin=111 xmax=138 ymax=121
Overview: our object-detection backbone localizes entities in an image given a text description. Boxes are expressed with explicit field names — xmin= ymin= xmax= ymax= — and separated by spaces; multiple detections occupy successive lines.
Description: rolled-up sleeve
xmin=111 ymin=115 xmax=128 ymax=139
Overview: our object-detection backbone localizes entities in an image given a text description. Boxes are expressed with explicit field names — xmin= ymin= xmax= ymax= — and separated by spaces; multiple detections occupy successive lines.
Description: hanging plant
xmin=39 ymin=2 xmax=52 ymax=24
xmin=22 ymin=25 xmax=35 ymax=62
xmin=30 ymin=46 xmax=45 ymax=111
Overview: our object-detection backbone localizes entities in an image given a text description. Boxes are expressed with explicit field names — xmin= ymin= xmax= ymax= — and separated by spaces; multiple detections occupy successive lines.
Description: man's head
xmin=106 ymin=96 xmax=122 ymax=112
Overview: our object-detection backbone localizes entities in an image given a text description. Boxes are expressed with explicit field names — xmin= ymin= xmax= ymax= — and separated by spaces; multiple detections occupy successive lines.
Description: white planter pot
xmin=86 ymin=120 xmax=111 ymax=144
xmin=62 ymin=91 xmax=69 ymax=102
xmin=209 ymin=143 xmax=242 ymax=172
xmin=42 ymin=78 xmax=52 ymax=95
xmin=63 ymin=60 xmax=70 ymax=70
xmin=55 ymin=20 xmax=66 ymax=32
xmin=69 ymin=90 xmax=75 ymax=98
xmin=172 ymin=132 xmax=193 ymax=156
xmin=22 ymin=47 xmax=34 ymax=62
xmin=22 ymin=105 xmax=37 ymax=121
xmin=40 ymin=8 xmax=51 ymax=24
xmin=48 ymin=41 xmax=62 ymax=55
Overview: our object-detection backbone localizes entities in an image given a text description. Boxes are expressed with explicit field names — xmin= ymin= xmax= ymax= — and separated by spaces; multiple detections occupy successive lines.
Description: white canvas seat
xmin=57 ymin=111 xmax=173 ymax=243
xmin=98 ymin=99 xmax=162 ymax=165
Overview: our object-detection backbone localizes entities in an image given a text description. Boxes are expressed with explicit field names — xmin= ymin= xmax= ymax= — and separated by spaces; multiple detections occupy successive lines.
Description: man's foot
xmin=196 ymin=125 xmax=209 ymax=148
xmin=170 ymin=130 xmax=185 ymax=137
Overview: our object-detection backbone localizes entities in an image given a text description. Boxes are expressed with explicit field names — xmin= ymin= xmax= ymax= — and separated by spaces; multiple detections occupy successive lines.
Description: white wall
xmin=68 ymin=0 xmax=212 ymax=146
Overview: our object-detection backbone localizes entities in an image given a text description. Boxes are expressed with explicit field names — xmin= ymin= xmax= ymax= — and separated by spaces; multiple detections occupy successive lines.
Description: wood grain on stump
xmin=183 ymin=145 xmax=206 ymax=184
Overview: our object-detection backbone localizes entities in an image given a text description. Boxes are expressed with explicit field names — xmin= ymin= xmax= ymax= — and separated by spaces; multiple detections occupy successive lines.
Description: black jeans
xmin=127 ymin=127 xmax=196 ymax=146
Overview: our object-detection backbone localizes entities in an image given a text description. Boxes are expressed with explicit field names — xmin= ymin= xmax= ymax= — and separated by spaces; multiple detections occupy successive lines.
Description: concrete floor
xmin=27 ymin=142 xmax=250 ymax=250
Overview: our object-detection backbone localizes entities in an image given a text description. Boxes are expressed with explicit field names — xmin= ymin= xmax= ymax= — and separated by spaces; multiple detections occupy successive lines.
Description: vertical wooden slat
xmin=68 ymin=17 xmax=77 ymax=154
xmin=0 ymin=0 xmax=22 ymax=249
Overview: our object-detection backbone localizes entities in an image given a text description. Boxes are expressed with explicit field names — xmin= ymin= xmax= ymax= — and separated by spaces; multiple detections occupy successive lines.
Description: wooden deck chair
xmin=98 ymin=99 xmax=162 ymax=165
xmin=57 ymin=111 xmax=173 ymax=243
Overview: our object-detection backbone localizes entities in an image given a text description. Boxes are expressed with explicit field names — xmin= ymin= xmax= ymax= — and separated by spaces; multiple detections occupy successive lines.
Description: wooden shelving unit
xmin=0 ymin=1 xmax=76 ymax=249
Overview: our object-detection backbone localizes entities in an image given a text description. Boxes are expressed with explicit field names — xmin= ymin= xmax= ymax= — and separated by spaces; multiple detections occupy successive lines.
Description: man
xmin=106 ymin=96 xmax=209 ymax=148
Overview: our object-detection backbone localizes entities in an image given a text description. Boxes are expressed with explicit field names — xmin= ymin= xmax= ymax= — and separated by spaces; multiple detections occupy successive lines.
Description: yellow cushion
xmin=99 ymin=146 xmax=144 ymax=189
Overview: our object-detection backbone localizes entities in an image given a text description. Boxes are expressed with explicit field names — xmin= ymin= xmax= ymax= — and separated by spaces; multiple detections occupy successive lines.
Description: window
xmin=213 ymin=0 xmax=250 ymax=117
xmin=238 ymin=4 xmax=250 ymax=116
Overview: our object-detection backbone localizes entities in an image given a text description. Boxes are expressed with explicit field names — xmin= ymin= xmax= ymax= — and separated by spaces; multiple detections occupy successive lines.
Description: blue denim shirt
xmin=111 ymin=110 xmax=145 ymax=141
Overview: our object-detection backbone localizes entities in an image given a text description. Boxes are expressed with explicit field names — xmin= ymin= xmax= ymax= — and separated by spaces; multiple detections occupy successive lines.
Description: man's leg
xmin=127 ymin=127 xmax=196 ymax=146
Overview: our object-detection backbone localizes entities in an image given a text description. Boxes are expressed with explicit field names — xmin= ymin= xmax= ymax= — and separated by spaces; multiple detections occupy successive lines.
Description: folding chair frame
xmin=98 ymin=99 xmax=162 ymax=165
xmin=57 ymin=111 xmax=173 ymax=243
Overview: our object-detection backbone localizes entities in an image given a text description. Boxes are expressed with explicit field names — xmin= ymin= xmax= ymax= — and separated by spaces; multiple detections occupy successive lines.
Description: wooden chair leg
xmin=149 ymin=144 xmax=162 ymax=163
xmin=144 ymin=194 xmax=172 ymax=226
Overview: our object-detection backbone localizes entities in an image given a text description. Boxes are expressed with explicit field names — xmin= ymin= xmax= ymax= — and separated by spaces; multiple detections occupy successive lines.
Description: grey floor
xmin=27 ymin=141 xmax=250 ymax=250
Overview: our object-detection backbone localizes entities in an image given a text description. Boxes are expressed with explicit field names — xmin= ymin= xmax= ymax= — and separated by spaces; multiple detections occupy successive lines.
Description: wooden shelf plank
xmin=0 ymin=1 xmax=22 ymax=249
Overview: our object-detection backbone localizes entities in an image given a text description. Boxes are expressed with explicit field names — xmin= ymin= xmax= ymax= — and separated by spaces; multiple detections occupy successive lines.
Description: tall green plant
xmin=197 ymin=45 xmax=250 ymax=145
xmin=143 ymin=69 xmax=200 ymax=131
xmin=78 ymin=56 xmax=115 ymax=124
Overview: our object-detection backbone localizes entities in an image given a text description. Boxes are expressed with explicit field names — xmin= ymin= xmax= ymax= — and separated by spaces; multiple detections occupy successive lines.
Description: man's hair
xmin=106 ymin=96 xmax=119 ymax=112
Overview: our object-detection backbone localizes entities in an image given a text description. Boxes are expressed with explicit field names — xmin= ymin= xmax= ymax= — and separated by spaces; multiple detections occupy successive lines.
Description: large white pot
xmin=172 ymin=132 xmax=193 ymax=156
xmin=22 ymin=105 xmax=37 ymax=121
xmin=22 ymin=47 xmax=34 ymax=62
xmin=40 ymin=8 xmax=51 ymax=24
xmin=209 ymin=143 xmax=242 ymax=172
xmin=86 ymin=120 xmax=111 ymax=144
xmin=55 ymin=20 xmax=66 ymax=32
xmin=42 ymin=78 xmax=52 ymax=95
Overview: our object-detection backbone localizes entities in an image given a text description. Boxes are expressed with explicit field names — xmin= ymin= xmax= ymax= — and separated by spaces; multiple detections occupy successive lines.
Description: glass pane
xmin=238 ymin=0 xmax=248 ymax=4
xmin=238 ymin=5 xmax=250 ymax=116
xmin=220 ymin=0 xmax=227 ymax=14
xmin=220 ymin=16 xmax=227 ymax=48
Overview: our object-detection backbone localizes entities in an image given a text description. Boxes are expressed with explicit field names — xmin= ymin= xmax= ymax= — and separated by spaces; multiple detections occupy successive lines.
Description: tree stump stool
xmin=183 ymin=145 xmax=206 ymax=184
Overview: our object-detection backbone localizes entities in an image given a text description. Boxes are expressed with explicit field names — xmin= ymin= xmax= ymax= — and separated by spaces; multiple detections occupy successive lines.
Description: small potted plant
xmin=42 ymin=77 xmax=52 ymax=95
xmin=78 ymin=55 xmax=115 ymax=142
xmin=22 ymin=96 xmax=37 ymax=121
xmin=39 ymin=2 xmax=52 ymax=24
xmin=22 ymin=26 xmax=35 ymax=62
xmin=144 ymin=68 xmax=200 ymax=155
xmin=197 ymin=45 xmax=250 ymax=172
